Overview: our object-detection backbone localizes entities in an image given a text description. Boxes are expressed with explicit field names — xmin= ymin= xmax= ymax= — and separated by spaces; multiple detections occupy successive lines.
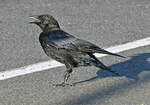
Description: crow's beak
xmin=29 ymin=15 xmax=40 ymax=24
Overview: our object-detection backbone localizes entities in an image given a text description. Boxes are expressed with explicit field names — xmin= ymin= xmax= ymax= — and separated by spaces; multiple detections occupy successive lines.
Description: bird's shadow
xmin=74 ymin=53 xmax=150 ymax=85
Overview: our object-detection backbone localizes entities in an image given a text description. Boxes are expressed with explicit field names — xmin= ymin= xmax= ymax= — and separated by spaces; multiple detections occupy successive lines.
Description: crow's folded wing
xmin=40 ymin=30 xmax=125 ymax=58
xmin=39 ymin=30 xmax=79 ymax=51
xmin=74 ymin=39 xmax=125 ymax=58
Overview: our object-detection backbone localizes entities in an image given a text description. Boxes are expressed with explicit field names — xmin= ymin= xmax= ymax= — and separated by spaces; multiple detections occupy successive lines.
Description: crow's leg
xmin=63 ymin=68 xmax=72 ymax=83
xmin=55 ymin=64 xmax=74 ymax=87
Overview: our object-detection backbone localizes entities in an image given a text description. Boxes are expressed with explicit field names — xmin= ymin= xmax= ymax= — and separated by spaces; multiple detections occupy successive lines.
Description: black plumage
xmin=30 ymin=14 xmax=124 ymax=86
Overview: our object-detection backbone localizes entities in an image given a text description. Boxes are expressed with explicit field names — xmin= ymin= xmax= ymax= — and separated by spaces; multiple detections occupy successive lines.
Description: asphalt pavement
xmin=0 ymin=0 xmax=150 ymax=105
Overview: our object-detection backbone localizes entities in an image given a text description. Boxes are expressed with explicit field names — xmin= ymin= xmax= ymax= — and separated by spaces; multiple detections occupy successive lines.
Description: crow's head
xmin=29 ymin=14 xmax=60 ymax=31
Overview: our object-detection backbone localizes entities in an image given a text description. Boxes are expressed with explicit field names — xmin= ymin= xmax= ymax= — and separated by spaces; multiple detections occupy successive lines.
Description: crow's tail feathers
xmin=107 ymin=52 xmax=126 ymax=58
xmin=93 ymin=60 xmax=119 ymax=76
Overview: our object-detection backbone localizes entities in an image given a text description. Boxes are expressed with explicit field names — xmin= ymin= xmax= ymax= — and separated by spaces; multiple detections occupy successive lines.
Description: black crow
xmin=29 ymin=14 xmax=125 ymax=86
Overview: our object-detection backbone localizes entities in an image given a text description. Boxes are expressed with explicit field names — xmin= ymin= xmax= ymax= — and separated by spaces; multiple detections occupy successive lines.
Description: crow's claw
xmin=53 ymin=82 xmax=74 ymax=87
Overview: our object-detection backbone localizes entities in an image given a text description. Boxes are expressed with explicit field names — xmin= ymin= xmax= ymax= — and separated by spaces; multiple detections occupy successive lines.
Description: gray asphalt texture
xmin=0 ymin=0 xmax=150 ymax=105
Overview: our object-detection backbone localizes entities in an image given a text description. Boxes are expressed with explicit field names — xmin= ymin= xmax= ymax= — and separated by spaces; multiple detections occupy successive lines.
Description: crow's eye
xmin=39 ymin=15 xmax=45 ymax=19
xmin=38 ymin=15 xmax=42 ymax=19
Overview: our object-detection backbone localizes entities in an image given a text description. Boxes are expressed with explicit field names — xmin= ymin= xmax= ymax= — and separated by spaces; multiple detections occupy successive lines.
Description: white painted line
xmin=0 ymin=37 xmax=150 ymax=80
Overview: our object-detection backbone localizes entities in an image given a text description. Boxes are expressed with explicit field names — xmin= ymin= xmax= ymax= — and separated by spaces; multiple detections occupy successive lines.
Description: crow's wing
xmin=74 ymin=39 xmax=125 ymax=58
xmin=40 ymin=30 xmax=125 ymax=58
xmin=39 ymin=30 xmax=79 ymax=51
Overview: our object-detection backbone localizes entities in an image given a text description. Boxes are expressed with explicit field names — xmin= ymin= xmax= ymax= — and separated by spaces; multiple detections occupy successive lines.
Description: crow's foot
xmin=53 ymin=82 xmax=74 ymax=87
